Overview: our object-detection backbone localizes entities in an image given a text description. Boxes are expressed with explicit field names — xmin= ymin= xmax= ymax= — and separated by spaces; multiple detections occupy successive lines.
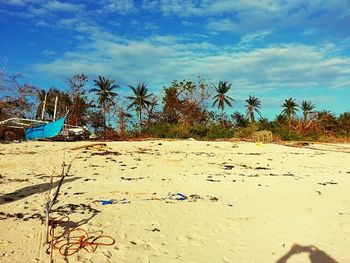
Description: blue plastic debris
xmin=100 ymin=200 xmax=114 ymax=205
xmin=172 ymin=193 xmax=187 ymax=201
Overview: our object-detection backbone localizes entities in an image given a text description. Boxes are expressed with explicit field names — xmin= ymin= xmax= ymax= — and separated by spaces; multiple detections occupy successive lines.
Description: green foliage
xmin=212 ymin=81 xmax=234 ymax=126
xmin=231 ymin=111 xmax=249 ymax=128
xmin=147 ymin=122 xmax=172 ymax=138
xmin=338 ymin=112 xmax=350 ymax=134
xmin=245 ymin=95 xmax=261 ymax=128
xmin=276 ymin=129 xmax=303 ymax=141
xmin=256 ymin=118 xmax=271 ymax=131
xmin=147 ymin=122 xmax=234 ymax=140
xmin=233 ymin=127 xmax=253 ymax=138
xmin=207 ymin=124 xmax=234 ymax=139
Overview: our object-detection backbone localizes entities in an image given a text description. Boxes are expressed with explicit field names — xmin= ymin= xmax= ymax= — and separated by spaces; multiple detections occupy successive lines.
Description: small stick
xmin=45 ymin=202 xmax=50 ymax=243
xmin=70 ymin=143 xmax=107 ymax=151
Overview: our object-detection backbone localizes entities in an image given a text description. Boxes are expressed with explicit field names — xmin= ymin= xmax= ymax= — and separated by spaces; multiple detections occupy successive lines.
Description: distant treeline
xmin=1 ymin=73 xmax=349 ymax=141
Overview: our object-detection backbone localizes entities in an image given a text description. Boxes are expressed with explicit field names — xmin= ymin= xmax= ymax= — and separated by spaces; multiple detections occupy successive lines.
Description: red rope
xmin=48 ymin=217 xmax=115 ymax=257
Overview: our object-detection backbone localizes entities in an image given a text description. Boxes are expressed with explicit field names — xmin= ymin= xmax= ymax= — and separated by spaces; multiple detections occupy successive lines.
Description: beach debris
xmin=318 ymin=181 xmax=338 ymax=186
xmin=121 ymin=176 xmax=144 ymax=181
xmin=147 ymin=228 xmax=160 ymax=232
xmin=100 ymin=200 xmax=114 ymax=205
xmin=223 ymin=165 xmax=234 ymax=170
xmin=47 ymin=216 xmax=115 ymax=257
xmin=189 ymin=194 xmax=202 ymax=202
xmin=0 ymin=211 xmax=41 ymax=221
xmin=206 ymin=177 xmax=220 ymax=182
xmin=207 ymin=195 xmax=219 ymax=202
xmin=73 ymin=192 xmax=85 ymax=195
xmin=52 ymin=203 xmax=100 ymax=215
xmin=92 ymin=150 xmax=121 ymax=156
xmin=70 ymin=143 xmax=107 ymax=151
xmin=255 ymin=167 xmax=271 ymax=170
xmin=111 ymin=198 xmax=131 ymax=204
xmin=169 ymin=193 xmax=187 ymax=201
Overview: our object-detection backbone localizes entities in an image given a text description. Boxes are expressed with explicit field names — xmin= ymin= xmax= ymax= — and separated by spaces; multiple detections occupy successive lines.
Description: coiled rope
xmin=48 ymin=216 xmax=115 ymax=258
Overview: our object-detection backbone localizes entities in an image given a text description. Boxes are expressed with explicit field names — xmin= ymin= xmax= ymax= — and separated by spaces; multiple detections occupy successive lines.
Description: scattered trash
xmin=100 ymin=200 xmax=114 ymax=205
xmin=169 ymin=193 xmax=187 ymax=201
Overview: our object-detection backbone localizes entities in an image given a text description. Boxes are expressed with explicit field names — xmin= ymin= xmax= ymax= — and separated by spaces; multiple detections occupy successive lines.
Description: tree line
xmin=1 ymin=72 xmax=349 ymax=141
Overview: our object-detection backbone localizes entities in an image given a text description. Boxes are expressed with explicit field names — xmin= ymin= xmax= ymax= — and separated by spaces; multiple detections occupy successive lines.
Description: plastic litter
xmin=170 ymin=193 xmax=187 ymax=201
xmin=100 ymin=200 xmax=114 ymax=205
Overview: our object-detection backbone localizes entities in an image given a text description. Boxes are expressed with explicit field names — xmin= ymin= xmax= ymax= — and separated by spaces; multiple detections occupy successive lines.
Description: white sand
xmin=0 ymin=140 xmax=349 ymax=263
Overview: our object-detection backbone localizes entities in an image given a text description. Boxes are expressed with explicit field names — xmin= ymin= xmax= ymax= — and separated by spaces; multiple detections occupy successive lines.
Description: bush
xmin=206 ymin=124 xmax=234 ymax=139
xmin=189 ymin=125 xmax=208 ymax=138
xmin=148 ymin=122 xmax=172 ymax=138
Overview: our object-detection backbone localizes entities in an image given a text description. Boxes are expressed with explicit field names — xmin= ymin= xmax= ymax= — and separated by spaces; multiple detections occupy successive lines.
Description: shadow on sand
xmin=276 ymin=244 xmax=338 ymax=263
xmin=0 ymin=177 xmax=80 ymax=205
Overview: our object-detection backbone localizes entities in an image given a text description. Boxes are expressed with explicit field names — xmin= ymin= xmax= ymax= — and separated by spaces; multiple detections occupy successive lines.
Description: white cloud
xmin=45 ymin=1 xmax=85 ymax=12
xmin=207 ymin=18 xmax=238 ymax=33
xmin=0 ymin=0 xmax=42 ymax=6
xmin=99 ymin=0 xmax=136 ymax=14
xmin=31 ymin=31 xmax=350 ymax=95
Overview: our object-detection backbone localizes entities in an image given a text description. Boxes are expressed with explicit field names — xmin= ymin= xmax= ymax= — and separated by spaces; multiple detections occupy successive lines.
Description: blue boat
xmin=25 ymin=116 xmax=66 ymax=140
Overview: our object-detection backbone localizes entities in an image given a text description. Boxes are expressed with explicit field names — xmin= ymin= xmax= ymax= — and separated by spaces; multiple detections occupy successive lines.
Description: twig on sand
xmin=70 ymin=143 xmax=107 ymax=151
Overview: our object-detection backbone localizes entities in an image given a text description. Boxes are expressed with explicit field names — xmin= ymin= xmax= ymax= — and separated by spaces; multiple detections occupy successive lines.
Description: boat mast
xmin=53 ymin=96 xmax=58 ymax=121
xmin=41 ymin=93 xmax=47 ymax=120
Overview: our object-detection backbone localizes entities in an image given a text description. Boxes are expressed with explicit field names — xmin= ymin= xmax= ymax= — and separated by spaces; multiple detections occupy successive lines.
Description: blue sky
xmin=0 ymin=0 xmax=350 ymax=119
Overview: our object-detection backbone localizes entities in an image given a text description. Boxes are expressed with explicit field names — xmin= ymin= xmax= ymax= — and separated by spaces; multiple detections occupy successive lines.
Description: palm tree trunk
xmin=288 ymin=117 xmax=291 ymax=134
xmin=102 ymin=102 xmax=106 ymax=138
xmin=251 ymin=112 xmax=255 ymax=130
xmin=221 ymin=107 xmax=225 ymax=127
xmin=139 ymin=108 xmax=142 ymax=131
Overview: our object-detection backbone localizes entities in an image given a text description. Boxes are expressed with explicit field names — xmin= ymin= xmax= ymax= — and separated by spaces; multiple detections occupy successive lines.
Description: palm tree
xmin=163 ymin=86 xmax=181 ymax=123
xmin=301 ymin=100 xmax=315 ymax=123
xmin=127 ymin=82 xmax=152 ymax=129
xmin=90 ymin=76 xmax=118 ymax=133
xmin=212 ymin=81 xmax=234 ymax=127
xmin=36 ymin=88 xmax=58 ymax=119
xmin=245 ymin=95 xmax=262 ymax=130
xmin=36 ymin=89 xmax=47 ymax=119
xmin=281 ymin=97 xmax=299 ymax=133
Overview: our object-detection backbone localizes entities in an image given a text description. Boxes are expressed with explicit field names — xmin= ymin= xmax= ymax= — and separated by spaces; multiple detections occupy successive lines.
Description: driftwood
xmin=91 ymin=150 xmax=121 ymax=156
xmin=70 ymin=143 xmax=107 ymax=151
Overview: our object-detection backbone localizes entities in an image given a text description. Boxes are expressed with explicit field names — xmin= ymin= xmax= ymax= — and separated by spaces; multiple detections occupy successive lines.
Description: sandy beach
xmin=0 ymin=140 xmax=350 ymax=263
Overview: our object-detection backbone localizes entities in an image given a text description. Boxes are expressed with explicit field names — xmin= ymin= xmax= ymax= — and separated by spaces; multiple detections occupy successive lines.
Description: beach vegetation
xmin=281 ymin=98 xmax=299 ymax=134
xmin=212 ymin=81 xmax=234 ymax=127
xmin=1 ymin=72 xmax=350 ymax=142
xmin=90 ymin=76 xmax=118 ymax=137
xmin=245 ymin=95 xmax=262 ymax=130
xmin=127 ymin=82 xmax=153 ymax=131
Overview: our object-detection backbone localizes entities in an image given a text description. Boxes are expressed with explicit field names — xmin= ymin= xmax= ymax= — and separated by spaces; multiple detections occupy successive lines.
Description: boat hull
xmin=25 ymin=116 xmax=66 ymax=140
